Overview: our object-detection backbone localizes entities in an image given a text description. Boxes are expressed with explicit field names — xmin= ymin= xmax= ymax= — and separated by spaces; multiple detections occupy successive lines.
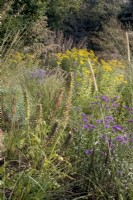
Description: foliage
xmin=45 ymin=0 xmax=84 ymax=30
xmin=119 ymin=0 xmax=133 ymax=27
xmin=54 ymin=0 xmax=124 ymax=42
xmin=94 ymin=17 xmax=133 ymax=57
xmin=1 ymin=0 xmax=127 ymax=47
xmin=1 ymin=0 xmax=47 ymax=29
xmin=0 ymin=0 xmax=48 ymax=52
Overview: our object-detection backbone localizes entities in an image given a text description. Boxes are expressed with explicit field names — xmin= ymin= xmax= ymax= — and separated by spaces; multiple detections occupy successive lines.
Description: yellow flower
xmin=80 ymin=60 xmax=84 ymax=65
xmin=115 ymin=74 xmax=126 ymax=84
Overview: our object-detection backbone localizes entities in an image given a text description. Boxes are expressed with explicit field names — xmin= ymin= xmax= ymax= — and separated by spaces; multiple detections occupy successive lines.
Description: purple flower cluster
xmin=104 ymin=115 xmax=114 ymax=128
xmin=85 ymin=149 xmax=93 ymax=155
xmin=29 ymin=69 xmax=46 ymax=79
xmin=117 ymin=135 xmax=127 ymax=144
xmin=124 ymin=106 xmax=133 ymax=111
xmin=100 ymin=95 xmax=119 ymax=111
xmin=83 ymin=95 xmax=133 ymax=157
xmin=96 ymin=119 xmax=103 ymax=124
xmin=101 ymin=134 xmax=106 ymax=139
xmin=101 ymin=133 xmax=128 ymax=146
xmin=101 ymin=95 xmax=110 ymax=102
xmin=128 ymin=119 xmax=133 ymax=123
xmin=112 ymin=125 xmax=124 ymax=131
xmin=82 ymin=113 xmax=96 ymax=130
xmin=83 ymin=124 xmax=96 ymax=130
xmin=113 ymin=103 xmax=118 ymax=109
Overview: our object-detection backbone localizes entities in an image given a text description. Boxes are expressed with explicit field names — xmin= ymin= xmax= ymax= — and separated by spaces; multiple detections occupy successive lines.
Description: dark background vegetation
xmin=1 ymin=0 xmax=133 ymax=51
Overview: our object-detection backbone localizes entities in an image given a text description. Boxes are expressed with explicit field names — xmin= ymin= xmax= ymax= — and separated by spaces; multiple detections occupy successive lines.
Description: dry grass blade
xmin=88 ymin=60 xmax=98 ymax=92
xmin=0 ymin=129 xmax=5 ymax=159
xmin=53 ymin=88 xmax=65 ymax=114
xmin=126 ymin=31 xmax=131 ymax=63
xmin=48 ymin=30 xmax=87 ymax=53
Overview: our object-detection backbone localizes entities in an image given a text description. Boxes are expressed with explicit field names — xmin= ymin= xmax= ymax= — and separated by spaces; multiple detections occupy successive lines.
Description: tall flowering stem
xmin=22 ymin=88 xmax=31 ymax=145
xmin=0 ymin=89 xmax=3 ymax=130
xmin=49 ymin=72 xmax=74 ymax=158
xmin=63 ymin=72 xmax=74 ymax=129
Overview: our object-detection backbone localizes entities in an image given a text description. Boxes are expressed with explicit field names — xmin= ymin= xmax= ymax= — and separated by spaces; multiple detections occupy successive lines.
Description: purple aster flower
xmin=85 ymin=149 xmax=93 ymax=155
xmin=83 ymin=118 xmax=88 ymax=123
xmin=82 ymin=113 xmax=96 ymax=130
xmin=123 ymin=106 xmax=128 ymax=109
xmin=128 ymin=119 xmax=133 ymax=123
xmin=102 ymin=134 xmax=106 ymax=139
xmin=84 ymin=124 xmax=89 ymax=129
xmin=113 ymin=103 xmax=118 ymax=108
xmin=105 ymin=106 xmax=110 ymax=110
xmin=83 ymin=123 xmax=96 ymax=130
xmin=82 ymin=114 xmax=88 ymax=123
xmin=88 ymin=124 xmax=96 ymax=130
xmin=112 ymin=125 xmax=124 ymax=131
xmin=101 ymin=95 xmax=110 ymax=102
xmin=117 ymin=135 xmax=124 ymax=141
xmin=128 ymin=107 xmax=133 ymax=111
xmin=82 ymin=113 xmax=87 ymax=117
xmin=105 ymin=116 xmax=114 ymax=123
xmin=117 ymin=135 xmax=127 ymax=144
xmin=105 ymin=124 xmax=110 ymax=129
xmin=96 ymin=119 xmax=103 ymax=124
xmin=104 ymin=116 xmax=114 ymax=128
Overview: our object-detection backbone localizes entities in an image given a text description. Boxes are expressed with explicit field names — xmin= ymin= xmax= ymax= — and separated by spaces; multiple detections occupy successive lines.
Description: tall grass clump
xmin=1 ymin=28 xmax=72 ymax=199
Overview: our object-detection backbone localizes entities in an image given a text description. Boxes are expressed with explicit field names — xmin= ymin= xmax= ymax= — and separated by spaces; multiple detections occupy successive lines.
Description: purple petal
xmin=85 ymin=149 xmax=93 ymax=155
xmin=112 ymin=125 xmax=124 ymax=131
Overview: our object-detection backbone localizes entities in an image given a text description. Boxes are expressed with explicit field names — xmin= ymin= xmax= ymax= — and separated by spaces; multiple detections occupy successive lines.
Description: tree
xmin=118 ymin=0 xmax=133 ymax=27
xmin=45 ymin=0 xmax=84 ymax=29
xmin=1 ymin=0 xmax=47 ymax=34
xmin=60 ymin=0 xmax=123 ymax=40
